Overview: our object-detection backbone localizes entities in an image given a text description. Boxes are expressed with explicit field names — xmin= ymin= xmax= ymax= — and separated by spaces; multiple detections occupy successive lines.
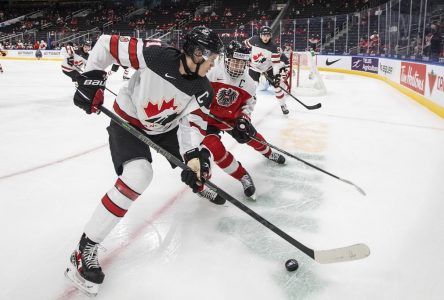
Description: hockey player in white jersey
xmin=107 ymin=63 xmax=131 ymax=80
xmin=278 ymin=45 xmax=292 ymax=92
xmin=65 ymin=26 xmax=223 ymax=296
xmin=60 ymin=41 xmax=91 ymax=82
xmin=244 ymin=25 xmax=289 ymax=114
xmin=202 ymin=40 xmax=286 ymax=198
xmin=0 ymin=43 xmax=6 ymax=73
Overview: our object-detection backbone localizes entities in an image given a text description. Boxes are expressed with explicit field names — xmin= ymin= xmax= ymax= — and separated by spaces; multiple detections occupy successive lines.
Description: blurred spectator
xmin=429 ymin=23 xmax=442 ymax=60
xmin=39 ymin=40 xmax=47 ymax=50
xmin=308 ymin=34 xmax=320 ymax=52
xmin=359 ymin=37 xmax=368 ymax=54
xmin=369 ymin=31 xmax=379 ymax=54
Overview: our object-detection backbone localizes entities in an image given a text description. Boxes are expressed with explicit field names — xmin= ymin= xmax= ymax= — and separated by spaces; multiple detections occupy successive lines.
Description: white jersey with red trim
xmin=61 ymin=45 xmax=88 ymax=73
xmin=0 ymin=43 xmax=6 ymax=57
xmin=85 ymin=34 xmax=213 ymax=155
xmin=244 ymin=35 xmax=281 ymax=75
xmin=205 ymin=59 xmax=256 ymax=130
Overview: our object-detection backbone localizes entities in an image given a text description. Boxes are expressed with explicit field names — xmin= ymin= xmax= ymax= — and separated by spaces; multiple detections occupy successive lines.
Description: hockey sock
xmin=246 ymin=132 xmax=272 ymax=157
xmin=84 ymin=159 xmax=153 ymax=243
xmin=274 ymin=87 xmax=285 ymax=105
xmin=203 ymin=134 xmax=246 ymax=180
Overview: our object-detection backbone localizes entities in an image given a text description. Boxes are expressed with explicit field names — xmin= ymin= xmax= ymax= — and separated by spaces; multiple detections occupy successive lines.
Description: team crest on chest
xmin=216 ymin=88 xmax=239 ymax=107
xmin=252 ymin=52 xmax=266 ymax=63
xmin=144 ymin=98 xmax=178 ymax=126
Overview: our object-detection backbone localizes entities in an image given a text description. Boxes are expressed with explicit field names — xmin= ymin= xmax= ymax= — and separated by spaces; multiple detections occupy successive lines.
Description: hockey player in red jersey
xmin=244 ymin=26 xmax=289 ymax=115
xmin=203 ymin=40 xmax=286 ymax=198
xmin=65 ymin=26 xmax=223 ymax=296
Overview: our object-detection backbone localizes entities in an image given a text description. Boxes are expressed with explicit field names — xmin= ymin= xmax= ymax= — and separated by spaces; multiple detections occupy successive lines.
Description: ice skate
xmin=198 ymin=188 xmax=226 ymax=205
xmin=267 ymin=151 xmax=286 ymax=164
xmin=65 ymin=233 xmax=105 ymax=297
xmin=240 ymin=172 xmax=256 ymax=199
xmin=280 ymin=104 xmax=289 ymax=115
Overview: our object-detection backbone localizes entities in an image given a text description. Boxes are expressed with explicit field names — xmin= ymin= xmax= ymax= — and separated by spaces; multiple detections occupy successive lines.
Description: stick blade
xmin=307 ymin=103 xmax=322 ymax=110
xmin=341 ymin=178 xmax=366 ymax=196
xmin=314 ymin=243 xmax=370 ymax=264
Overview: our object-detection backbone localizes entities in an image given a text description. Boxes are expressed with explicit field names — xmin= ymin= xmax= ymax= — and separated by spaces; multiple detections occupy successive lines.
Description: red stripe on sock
xmin=230 ymin=164 xmax=246 ymax=180
xmin=217 ymin=152 xmax=234 ymax=169
xmin=115 ymin=178 xmax=139 ymax=201
xmin=276 ymin=93 xmax=285 ymax=99
xmin=101 ymin=194 xmax=127 ymax=217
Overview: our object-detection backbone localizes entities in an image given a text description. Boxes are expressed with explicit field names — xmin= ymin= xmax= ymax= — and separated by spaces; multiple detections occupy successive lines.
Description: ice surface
xmin=1 ymin=60 xmax=444 ymax=300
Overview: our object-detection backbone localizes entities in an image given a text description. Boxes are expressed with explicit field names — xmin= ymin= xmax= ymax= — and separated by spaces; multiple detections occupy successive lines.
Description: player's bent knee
xmin=203 ymin=134 xmax=225 ymax=160
xmin=120 ymin=159 xmax=153 ymax=194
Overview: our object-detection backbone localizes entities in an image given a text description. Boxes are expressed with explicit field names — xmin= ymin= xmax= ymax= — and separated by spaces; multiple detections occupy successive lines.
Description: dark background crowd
xmin=0 ymin=0 xmax=443 ymax=61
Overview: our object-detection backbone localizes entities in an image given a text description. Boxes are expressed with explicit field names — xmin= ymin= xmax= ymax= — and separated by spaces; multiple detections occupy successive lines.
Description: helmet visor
xmin=193 ymin=45 xmax=220 ymax=57
xmin=225 ymin=57 xmax=248 ymax=78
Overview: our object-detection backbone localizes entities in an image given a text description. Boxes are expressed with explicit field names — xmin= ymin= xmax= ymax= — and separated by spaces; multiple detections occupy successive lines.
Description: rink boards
xmin=317 ymin=55 xmax=444 ymax=118
xmin=2 ymin=49 xmax=443 ymax=118
xmin=0 ymin=49 xmax=63 ymax=61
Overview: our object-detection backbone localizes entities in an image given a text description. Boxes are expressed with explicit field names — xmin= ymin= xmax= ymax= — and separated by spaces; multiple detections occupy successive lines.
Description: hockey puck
xmin=285 ymin=259 xmax=299 ymax=271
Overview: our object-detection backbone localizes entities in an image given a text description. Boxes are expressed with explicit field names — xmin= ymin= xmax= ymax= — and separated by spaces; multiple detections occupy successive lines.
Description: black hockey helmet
xmin=183 ymin=26 xmax=223 ymax=57
xmin=224 ymin=40 xmax=250 ymax=78
xmin=259 ymin=26 xmax=272 ymax=36
xmin=82 ymin=40 xmax=92 ymax=52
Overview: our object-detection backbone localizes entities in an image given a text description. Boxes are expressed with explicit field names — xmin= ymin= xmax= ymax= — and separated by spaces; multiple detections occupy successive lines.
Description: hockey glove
xmin=111 ymin=64 xmax=120 ymax=72
xmin=231 ymin=116 xmax=257 ymax=144
xmin=269 ymin=74 xmax=281 ymax=88
xmin=181 ymin=148 xmax=211 ymax=193
xmin=73 ymin=70 xmax=107 ymax=114
xmin=67 ymin=56 xmax=74 ymax=66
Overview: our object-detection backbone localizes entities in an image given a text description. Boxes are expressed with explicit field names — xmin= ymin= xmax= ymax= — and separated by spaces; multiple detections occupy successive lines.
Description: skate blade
xmin=247 ymin=193 xmax=257 ymax=201
xmin=65 ymin=265 xmax=100 ymax=297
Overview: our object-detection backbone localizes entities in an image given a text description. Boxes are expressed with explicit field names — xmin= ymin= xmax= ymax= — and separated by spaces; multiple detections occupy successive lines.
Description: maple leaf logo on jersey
xmin=252 ymin=52 xmax=266 ymax=64
xmin=216 ymin=88 xmax=239 ymax=107
xmin=144 ymin=98 xmax=178 ymax=126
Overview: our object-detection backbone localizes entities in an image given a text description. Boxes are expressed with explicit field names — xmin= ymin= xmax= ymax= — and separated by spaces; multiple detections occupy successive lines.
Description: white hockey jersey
xmin=85 ymin=35 xmax=213 ymax=155
xmin=61 ymin=45 xmax=88 ymax=73
xmin=244 ymin=35 xmax=281 ymax=75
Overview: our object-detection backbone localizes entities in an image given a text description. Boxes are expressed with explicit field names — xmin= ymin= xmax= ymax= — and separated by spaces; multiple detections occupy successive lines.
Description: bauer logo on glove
xmin=73 ymin=70 xmax=107 ymax=114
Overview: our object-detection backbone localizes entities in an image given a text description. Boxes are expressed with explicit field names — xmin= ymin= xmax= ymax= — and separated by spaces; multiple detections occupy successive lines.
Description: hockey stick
xmin=96 ymin=104 xmax=370 ymax=264
xmin=209 ymin=113 xmax=366 ymax=196
xmin=96 ymin=81 xmax=363 ymax=195
xmin=264 ymin=73 xmax=322 ymax=110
